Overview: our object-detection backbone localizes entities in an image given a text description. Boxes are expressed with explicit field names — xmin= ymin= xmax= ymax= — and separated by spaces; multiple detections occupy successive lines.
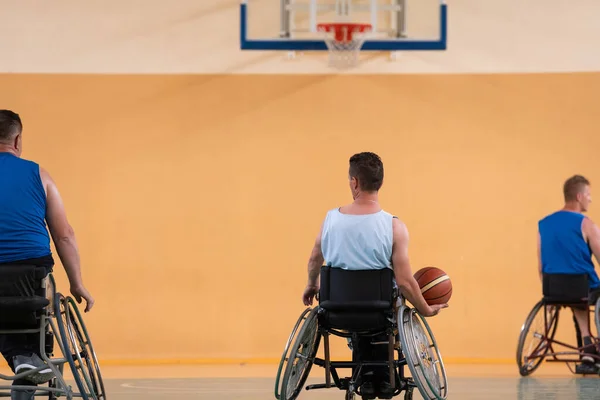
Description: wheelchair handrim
xmin=398 ymin=306 xmax=447 ymax=400
xmin=409 ymin=310 xmax=448 ymax=399
xmin=67 ymin=297 xmax=107 ymax=399
xmin=54 ymin=293 xmax=90 ymax=400
xmin=595 ymin=298 xmax=600 ymax=340
xmin=516 ymin=300 xmax=559 ymax=375
xmin=63 ymin=297 xmax=97 ymax=399
xmin=275 ymin=307 xmax=312 ymax=399
xmin=280 ymin=307 xmax=321 ymax=400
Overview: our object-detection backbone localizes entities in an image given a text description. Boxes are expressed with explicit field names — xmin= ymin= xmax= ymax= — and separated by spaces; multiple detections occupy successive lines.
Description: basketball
xmin=414 ymin=267 xmax=452 ymax=305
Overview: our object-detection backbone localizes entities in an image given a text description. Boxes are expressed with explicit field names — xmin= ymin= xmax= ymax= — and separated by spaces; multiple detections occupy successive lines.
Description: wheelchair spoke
xmin=295 ymin=353 xmax=311 ymax=361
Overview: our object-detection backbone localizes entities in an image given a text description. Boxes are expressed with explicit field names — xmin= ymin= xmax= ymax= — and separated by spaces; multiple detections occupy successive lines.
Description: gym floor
xmin=73 ymin=364 xmax=600 ymax=399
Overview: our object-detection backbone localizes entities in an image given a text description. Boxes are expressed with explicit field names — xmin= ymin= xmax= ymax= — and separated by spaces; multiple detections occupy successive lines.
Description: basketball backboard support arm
xmin=240 ymin=0 xmax=447 ymax=52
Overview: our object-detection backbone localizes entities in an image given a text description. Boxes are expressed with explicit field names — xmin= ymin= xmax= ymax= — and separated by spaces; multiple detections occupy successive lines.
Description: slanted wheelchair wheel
xmin=275 ymin=308 xmax=313 ymax=399
xmin=54 ymin=293 xmax=90 ymax=400
xmin=65 ymin=297 xmax=107 ymax=399
xmin=398 ymin=306 xmax=448 ymax=400
xmin=279 ymin=307 xmax=321 ymax=400
xmin=55 ymin=294 xmax=105 ymax=400
xmin=595 ymin=297 xmax=600 ymax=340
xmin=516 ymin=300 xmax=559 ymax=377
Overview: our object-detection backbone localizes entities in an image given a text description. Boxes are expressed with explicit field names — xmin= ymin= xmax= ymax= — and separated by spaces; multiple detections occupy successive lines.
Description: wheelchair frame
xmin=516 ymin=295 xmax=600 ymax=376
xmin=275 ymin=294 xmax=448 ymax=400
xmin=0 ymin=273 xmax=105 ymax=399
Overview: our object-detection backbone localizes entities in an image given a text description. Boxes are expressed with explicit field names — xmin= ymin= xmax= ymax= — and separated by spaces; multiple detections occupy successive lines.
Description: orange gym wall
xmin=2 ymin=72 xmax=600 ymax=364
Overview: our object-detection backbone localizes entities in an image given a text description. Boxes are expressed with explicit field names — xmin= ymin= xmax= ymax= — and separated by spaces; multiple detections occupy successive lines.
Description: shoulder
xmin=582 ymin=215 xmax=597 ymax=231
xmin=38 ymin=166 xmax=53 ymax=181
xmin=391 ymin=216 xmax=408 ymax=236
xmin=382 ymin=209 xmax=401 ymax=222
xmin=12 ymin=156 xmax=45 ymax=179
xmin=324 ymin=207 xmax=341 ymax=218
xmin=320 ymin=208 xmax=340 ymax=227
xmin=10 ymin=155 xmax=39 ymax=169
xmin=37 ymin=166 xmax=58 ymax=193
xmin=539 ymin=211 xmax=559 ymax=222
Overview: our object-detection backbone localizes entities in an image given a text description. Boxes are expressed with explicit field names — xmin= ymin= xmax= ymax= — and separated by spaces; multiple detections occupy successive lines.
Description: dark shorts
xmin=0 ymin=254 xmax=55 ymax=372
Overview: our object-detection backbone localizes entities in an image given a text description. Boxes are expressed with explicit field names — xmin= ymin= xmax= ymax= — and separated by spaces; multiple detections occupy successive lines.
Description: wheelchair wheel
xmin=398 ymin=306 xmax=448 ymax=400
xmin=516 ymin=300 xmax=559 ymax=377
xmin=595 ymin=297 xmax=600 ymax=339
xmin=65 ymin=296 xmax=107 ymax=399
xmin=275 ymin=308 xmax=313 ymax=399
xmin=279 ymin=307 xmax=321 ymax=400
xmin=54 ymin=293 xmax=100 ymax=400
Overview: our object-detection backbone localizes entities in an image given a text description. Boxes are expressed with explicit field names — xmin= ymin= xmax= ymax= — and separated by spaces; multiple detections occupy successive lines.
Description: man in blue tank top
xmin=0 ymin=110 xmax=95 ymax=399
xmin=302 ymin=152 xmax=447 ymax=397
xmin=538 ymin=175 xmax=600 ymax=372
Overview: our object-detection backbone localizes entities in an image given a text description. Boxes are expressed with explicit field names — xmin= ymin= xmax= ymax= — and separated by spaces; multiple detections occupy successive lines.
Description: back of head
xmin=349 ymin=152 xmax=384 ymax=192
xmin=563 ymin=175 xmax=590 ymax=202
xmin=0 ymin=110 xmax=22 ymax=144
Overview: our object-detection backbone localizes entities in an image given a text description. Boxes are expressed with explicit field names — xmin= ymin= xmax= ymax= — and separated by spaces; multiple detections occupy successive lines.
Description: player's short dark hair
xmin=349 ymin=152 xmax=384 ymax=192
xmin=0 ymin=110 xmax=22 ymax=142
xmin=563 ymin=175 xmax=590 ymax=202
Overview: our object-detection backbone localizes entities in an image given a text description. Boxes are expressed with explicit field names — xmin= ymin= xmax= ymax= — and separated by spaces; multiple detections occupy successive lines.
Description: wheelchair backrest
xmin=319 ymin=265 xmax=394 ymax=305
xmin=542 ymin=273 xmax=589 ymax=300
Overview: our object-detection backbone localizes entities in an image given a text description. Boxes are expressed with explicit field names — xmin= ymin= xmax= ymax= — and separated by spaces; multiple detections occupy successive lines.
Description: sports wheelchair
xmin=0 ymin=265 xmax=106 ymax=399
xmin=516 ymin=273 xmax=600 ymax=376
xmin=275 ymin=266 xmax=448 ymax=400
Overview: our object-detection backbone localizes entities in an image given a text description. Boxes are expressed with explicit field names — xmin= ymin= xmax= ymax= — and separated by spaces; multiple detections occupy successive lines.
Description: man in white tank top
xmin=301 ymin=152 xmax=447 ymax=396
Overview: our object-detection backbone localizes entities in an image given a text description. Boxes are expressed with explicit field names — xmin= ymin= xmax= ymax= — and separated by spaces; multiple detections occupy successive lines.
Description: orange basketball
xmin=414 ymin=267 xmax=452 ymax=305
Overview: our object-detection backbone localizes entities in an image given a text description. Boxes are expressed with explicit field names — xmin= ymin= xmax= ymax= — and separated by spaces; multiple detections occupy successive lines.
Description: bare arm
xmin=40 ymin=167 xmax=94 ymax=311
xmin=302 ymin=223 xmax=325 ymax=306
xmin=391 ymin=218 xmax=437 ymax=317
xmin=583 ymin=217 xmax=600 ymax=265
xmin=307 ymin=228 xmax=324 ymax=287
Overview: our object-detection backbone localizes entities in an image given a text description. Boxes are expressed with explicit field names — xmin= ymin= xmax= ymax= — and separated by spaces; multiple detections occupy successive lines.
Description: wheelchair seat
xmin=542 ymin=273 xmax=589 ymax=305
xmin=317 ymin=266 xmax=395 ymax=332
xmin=0 ymin=297 xmax=49 ymax=312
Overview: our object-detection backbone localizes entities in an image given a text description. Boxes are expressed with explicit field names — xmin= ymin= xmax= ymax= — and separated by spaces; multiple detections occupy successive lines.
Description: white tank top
xmin=320 ymin=208 xmax=394 ymax=270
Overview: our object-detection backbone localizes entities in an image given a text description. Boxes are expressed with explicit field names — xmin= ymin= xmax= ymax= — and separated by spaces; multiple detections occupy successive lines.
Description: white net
xmin=317 ymin=23 xmax=372 ymax=68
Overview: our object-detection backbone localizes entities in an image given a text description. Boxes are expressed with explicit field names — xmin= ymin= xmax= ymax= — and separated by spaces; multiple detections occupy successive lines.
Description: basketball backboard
xmin=240 ymin=0 xmax=447 ymax=52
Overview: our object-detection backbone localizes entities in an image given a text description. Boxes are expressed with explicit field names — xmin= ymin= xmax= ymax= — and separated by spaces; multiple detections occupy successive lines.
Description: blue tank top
xmin=538 ymin=210 xmax=600 ymax=289
xmin=0 ymin=152 xmax=51 ymax=263
xmin=321 ymin=208 xmax=394 ymax=270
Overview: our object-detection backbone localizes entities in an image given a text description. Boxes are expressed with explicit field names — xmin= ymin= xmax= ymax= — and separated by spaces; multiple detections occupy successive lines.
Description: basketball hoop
xmin=317 ymin=23 xmax=372 ymax=69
